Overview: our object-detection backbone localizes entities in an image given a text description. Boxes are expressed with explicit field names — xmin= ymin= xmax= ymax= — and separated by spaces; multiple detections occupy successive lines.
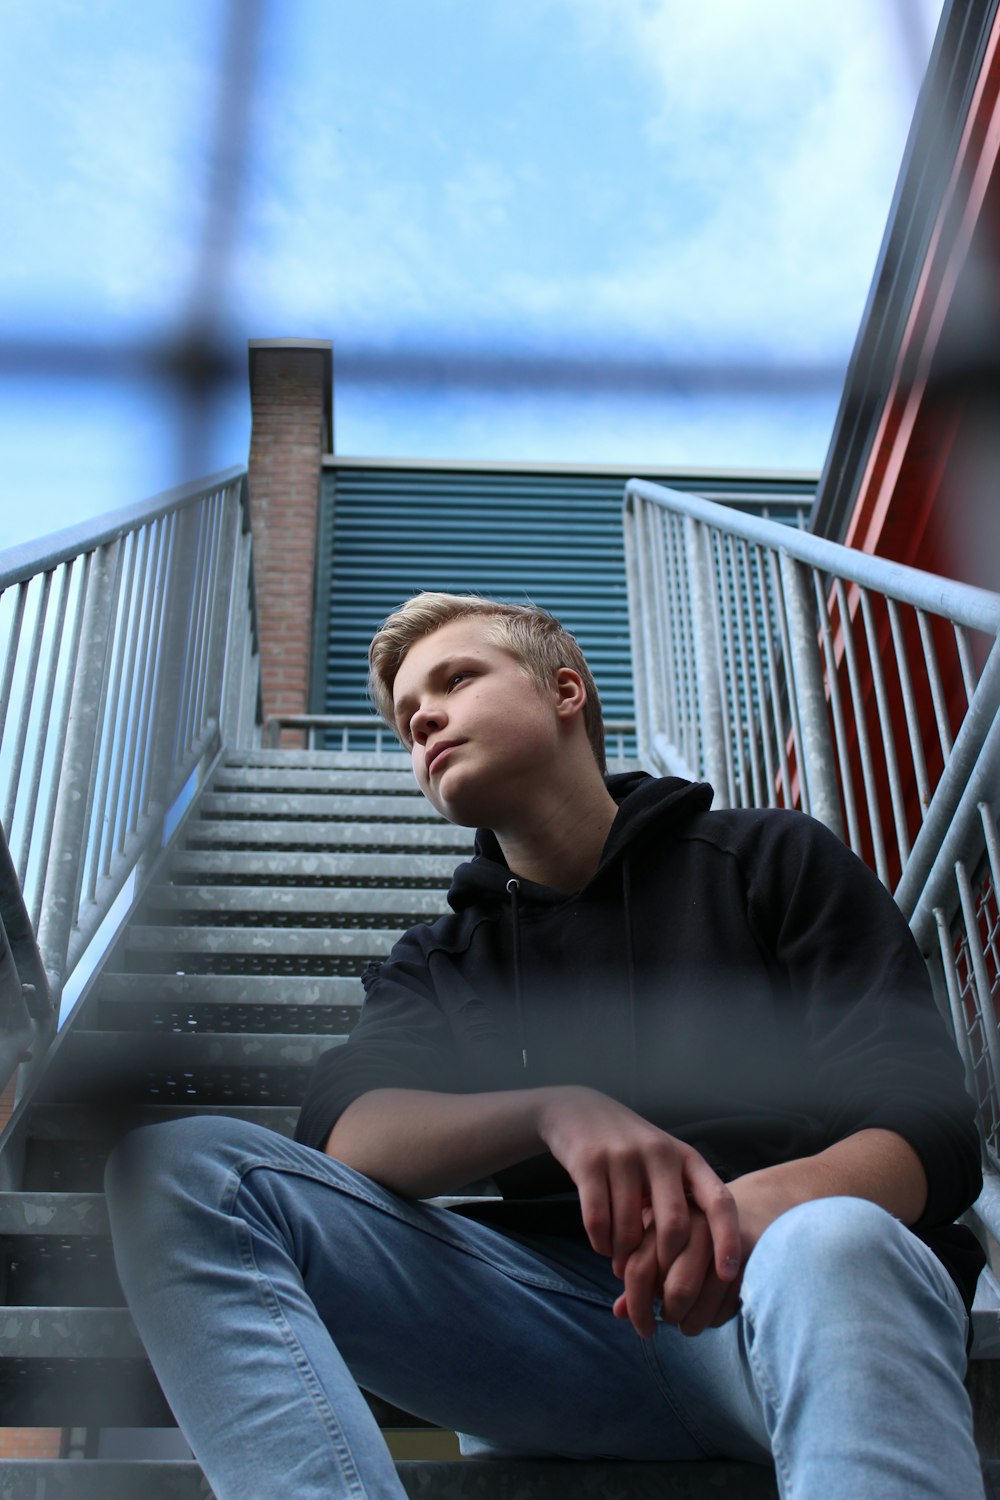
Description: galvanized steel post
xmin=778 ymin=551 xmax=843 ymax=836
xmin=36 ymin=541 xmax=120 ymax=1000
xmin=684 ymin=515 xmax=728 ymax=800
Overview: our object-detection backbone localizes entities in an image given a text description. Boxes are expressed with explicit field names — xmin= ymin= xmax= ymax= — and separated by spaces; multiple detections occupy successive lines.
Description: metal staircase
xmin=2 ymin=467 xmax=999 ymax=1495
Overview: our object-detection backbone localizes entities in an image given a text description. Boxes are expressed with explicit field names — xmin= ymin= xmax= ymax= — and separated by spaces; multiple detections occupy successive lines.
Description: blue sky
xmin=0 ymin=0 xmax=944 ymax=552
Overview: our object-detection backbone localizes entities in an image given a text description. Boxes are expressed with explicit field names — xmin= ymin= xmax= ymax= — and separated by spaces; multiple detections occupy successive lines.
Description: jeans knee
xmin=106 ymin=1115 xmax=267 ymax=1242
xmin=742 ymin=1196 xmax=910 ymax=1313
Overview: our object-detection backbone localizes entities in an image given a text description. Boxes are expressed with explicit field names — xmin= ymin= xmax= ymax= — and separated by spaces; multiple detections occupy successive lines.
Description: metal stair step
xmin=140 ymin=884 xmax=448 ymax=926
xmin=0 ymin=1191 xmax=109 ymax=1235
xmin=0 ymin=1457 xmax=787 ymax=1499
xmin=34 ymin=1031 xmax=341 ymax=1109
xmin=25 ymin=1103 xmax=299 ymax=1141
xmin=223 ymin=750 xmax=410 ymax=771
xmin=20 ymin=1106 xmax=298 ymax=1191
xmin=182 ymin=820 xmax=471 ymax=851
xmin=96 ymin=972 xmax=363 ymax=1020
xmin=125 ymin=925 xmax=399 ymax=956
xmin=0 ymin=1463 xmax=209 ymax=1500
xmin=199 ymin=791 xmax=439 ymax=822
xmin=213 ymin=764 xmax=418 ymax=791
xmin=166 ymin=849 xmax=458 ymax=884
xmin=0 ymin=1305 xmax=143 ymax=1358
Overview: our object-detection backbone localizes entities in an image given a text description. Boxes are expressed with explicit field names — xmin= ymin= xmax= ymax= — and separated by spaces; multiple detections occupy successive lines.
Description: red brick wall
xmin=0 ymin=1429 xmax=63 ymax=1459
xmin=247 ymin=341 xmax=332 ymax=743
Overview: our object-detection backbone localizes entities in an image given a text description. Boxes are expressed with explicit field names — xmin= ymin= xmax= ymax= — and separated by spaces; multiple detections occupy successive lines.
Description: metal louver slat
xmin=315 ymin=464 xmax=816 ymax=736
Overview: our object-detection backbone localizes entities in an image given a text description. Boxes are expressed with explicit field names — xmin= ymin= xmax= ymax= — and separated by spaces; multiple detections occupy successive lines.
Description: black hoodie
xmin=296 ymin=772 xmax=984 ymax=1306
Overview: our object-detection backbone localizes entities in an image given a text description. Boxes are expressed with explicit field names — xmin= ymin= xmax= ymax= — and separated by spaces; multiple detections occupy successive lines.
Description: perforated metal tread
xmin=97 ymin=970 xmax=362 ymax=1008
xmin=199 ymin=792 xmax=438 ymax=820
xmin=25 ymin=1103 xmax=299 ymax=1142
xmin=125 ymin=925 xmax=400 ymax=956
xmin=183 ymin=819 xmax=471 ymax=851
xmin=165 ymin=849 xmax=458 ymax=884
xmin=0 ymin=1457 xmax=789 ymax=1499
xmin=34 ymin=1030 xmax=343 ymax=1108
xmin=223 ymin=750 xmax=412 ymax=772
xmin=143 ymin=885 xmax=447 ymax=919
xmin=212 ymin=764 xmax=418 ymax=791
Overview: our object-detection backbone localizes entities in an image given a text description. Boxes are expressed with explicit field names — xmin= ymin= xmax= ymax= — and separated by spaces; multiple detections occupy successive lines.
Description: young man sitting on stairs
xmin=108 ymin=591 xmax=987 ymax=1500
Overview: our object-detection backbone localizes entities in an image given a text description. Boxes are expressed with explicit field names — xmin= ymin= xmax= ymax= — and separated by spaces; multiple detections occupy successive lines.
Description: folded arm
xmin=326 ymin=1083 xmax=742 ymax=1313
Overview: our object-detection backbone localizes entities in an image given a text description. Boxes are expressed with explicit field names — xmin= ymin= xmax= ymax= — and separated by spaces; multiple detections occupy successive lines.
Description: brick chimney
xmin=246 ymin=338 xmax=333 ymax=742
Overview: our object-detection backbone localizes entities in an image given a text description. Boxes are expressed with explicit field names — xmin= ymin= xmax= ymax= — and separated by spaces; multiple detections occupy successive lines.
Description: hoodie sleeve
xmin=743 ymin=811 xmax=982 ymax=1231
xmin=294 ymin=927 xmax=464 ymax=1151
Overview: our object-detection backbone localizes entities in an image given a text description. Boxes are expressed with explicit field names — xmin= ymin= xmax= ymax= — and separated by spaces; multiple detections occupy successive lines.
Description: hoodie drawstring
xmin=506 ymin=877 xmax=528 ymax=1070
xmin=621 ymin=856 xmax=639 ymax=1109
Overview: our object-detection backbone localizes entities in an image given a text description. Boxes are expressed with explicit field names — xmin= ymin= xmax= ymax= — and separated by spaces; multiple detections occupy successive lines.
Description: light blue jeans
xmin=105 ymin=1116 xmax=984 ymax=1500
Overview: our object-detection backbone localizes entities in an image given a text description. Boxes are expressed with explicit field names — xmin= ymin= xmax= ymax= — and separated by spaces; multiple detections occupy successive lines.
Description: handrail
xmin=0 ymin=466 xmax=247 ymax=592
xmin=0 ymin=467 xmax=259 ymax=1071
xmin=626 ymin=479 xmax=1000 ymax=634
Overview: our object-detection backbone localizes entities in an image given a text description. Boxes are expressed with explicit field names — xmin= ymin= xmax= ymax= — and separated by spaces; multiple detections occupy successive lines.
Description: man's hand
xmin=535 ymin=1085 xmax=741 ymax=1333
xmin=612 ymin=1127 xmax=929 ymax=1339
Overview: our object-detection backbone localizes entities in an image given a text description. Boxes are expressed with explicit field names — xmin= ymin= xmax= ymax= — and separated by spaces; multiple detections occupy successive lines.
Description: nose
xmin=409 ymin=699 xmax=446 ymax=745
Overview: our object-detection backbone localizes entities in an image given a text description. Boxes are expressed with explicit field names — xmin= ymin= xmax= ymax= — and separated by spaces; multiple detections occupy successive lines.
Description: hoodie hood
xmin=446 ymin=770 xmax=714 ymax=914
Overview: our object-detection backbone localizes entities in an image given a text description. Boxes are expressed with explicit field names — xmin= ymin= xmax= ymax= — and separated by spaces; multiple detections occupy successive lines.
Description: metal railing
xmin=0 ymin=467 xmax=259 ymax=1086
xmin=263 ymin=714 xmax=639 ymax=768
xmin=625 ymin=479 xmax=1000 ymax=902
xmin=625 ymin=476 xmax=1000 ymax=1230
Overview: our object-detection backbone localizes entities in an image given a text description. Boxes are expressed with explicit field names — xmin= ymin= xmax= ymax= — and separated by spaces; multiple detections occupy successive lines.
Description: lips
xmin=426 ymin=740 xmax=461 ymax=777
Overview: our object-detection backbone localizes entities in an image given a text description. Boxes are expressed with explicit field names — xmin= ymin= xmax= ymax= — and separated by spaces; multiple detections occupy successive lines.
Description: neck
xmin=494 ymin=771 xmax=619 ymax=892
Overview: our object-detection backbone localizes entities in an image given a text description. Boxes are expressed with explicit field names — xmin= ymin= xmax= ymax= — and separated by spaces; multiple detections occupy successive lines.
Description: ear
xmin=552 ymin=667 xmax=587 ymax=722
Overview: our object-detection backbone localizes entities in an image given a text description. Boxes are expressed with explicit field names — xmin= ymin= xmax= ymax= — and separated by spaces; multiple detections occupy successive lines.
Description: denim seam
xmin=228 ymin=1172 xmax=377 ymax=1500
xmin=741 ymin=1303 xmax=792 ymax=1497
xmin=230 ymin=1150 xmax=613 ymax=1308
xmin=640 ymin=1333 xmax=720 ymax=1459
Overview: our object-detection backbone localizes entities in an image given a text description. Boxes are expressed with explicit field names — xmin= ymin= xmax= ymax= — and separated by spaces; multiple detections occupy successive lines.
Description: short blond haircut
xmin=368 ymin=592 xmax=606 ymax=773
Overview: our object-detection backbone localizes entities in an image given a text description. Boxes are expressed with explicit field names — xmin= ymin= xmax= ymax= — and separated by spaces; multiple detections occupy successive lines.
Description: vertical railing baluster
xmin=3 ymin=572 xmax=52 ymax=838
xmin=0 ymin=581 xmax=30 ymax=751
xmin=858 ymin=587 xmax=910 ymax=870
xmin=886 ymin=599 xmax=931 ymax=823
xmin=92 ymin=531 xmax=139 ymax=890
xmin=813 ymin=571 xmax=861 ymax=856
xmin=763 ymin=553 xmax=794 ymax=809
xmin=29 ymin=555 xmax=90 ymax=933
xmin=780 ymin=553 xmax=841 ymax=835
xmin=15 ymin=566 xmax=72 ymax=887
xmin=833 ymin=578 xmax=889 ymax=885
xmin=916 ymin=608 xmax=954 ymax=761
xmin=78 ymin=540 xmax=127 ymax=913
xmin=685 ymin=517 xmax=727 ymax=797
xmin=36 ymin=542 xmax=120 ymax=999
xmin=719 ymin=534 xmax=743 ymax=804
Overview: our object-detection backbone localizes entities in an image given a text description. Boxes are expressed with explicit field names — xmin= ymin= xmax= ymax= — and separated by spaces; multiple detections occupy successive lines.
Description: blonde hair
xmin=368 ymin=592 xmax=606 ymax=773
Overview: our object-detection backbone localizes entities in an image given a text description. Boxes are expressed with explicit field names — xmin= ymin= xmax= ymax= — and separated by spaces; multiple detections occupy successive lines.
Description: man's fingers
xmin=616 ymin=1229 xmax=659 ymax=1338
xmin=577 ymin=1173 xmax=613 ymax=1259
xmin=679 ymin=1271 xmax=743 ymax=1337
xmin=648 ymin=1170 xmax=692 ymax=1275
xmin=684 ymin=1157 xmax=741 ymax=1281
xmin=659 ymin=1213 xmax=714 ymax=1325
xmin=608 ymin=1160 xmax=646 ymax=1275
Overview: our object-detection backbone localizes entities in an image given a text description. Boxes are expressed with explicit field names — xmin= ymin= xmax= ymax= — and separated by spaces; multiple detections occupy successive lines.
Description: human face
xmin=391 ymin=616 xmax=562 ymax=828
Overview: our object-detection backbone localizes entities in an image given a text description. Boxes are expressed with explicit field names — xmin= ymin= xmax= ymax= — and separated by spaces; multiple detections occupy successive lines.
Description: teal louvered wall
xmin=313 ymin=463 xmax=816 ymax=737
